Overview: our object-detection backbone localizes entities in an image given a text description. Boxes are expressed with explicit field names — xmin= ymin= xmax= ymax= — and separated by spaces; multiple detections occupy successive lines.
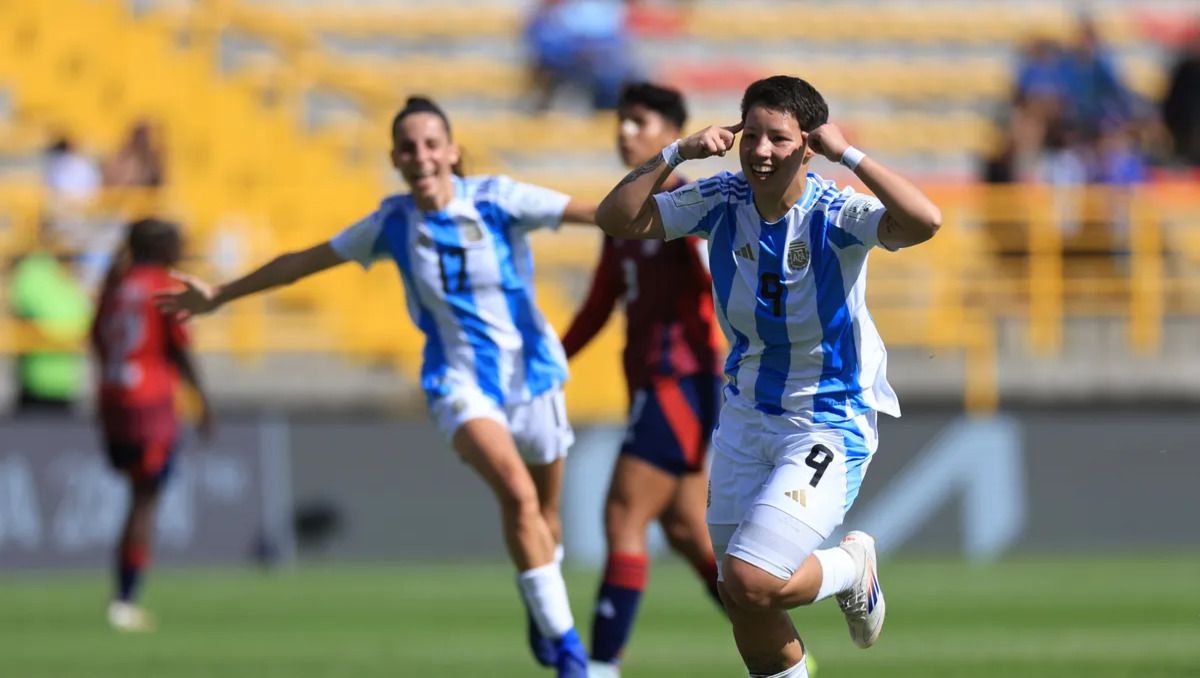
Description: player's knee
xmin=496 ymin=481 xmax=542 ymax=522
xmin=721 ymin=557 xmax=787 ymax=612
xmin=659 ymin=511 xmax=703 ymax=550
xmin=603 ymin=503 xmax=648 ymax=550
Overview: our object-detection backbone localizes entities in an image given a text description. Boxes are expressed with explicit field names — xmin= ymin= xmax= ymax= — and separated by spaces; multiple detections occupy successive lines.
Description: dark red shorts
xmin=105 ymin=438 xmax=177 ymax=486
xmin=621 ymin=373 xmax=722 ymax=476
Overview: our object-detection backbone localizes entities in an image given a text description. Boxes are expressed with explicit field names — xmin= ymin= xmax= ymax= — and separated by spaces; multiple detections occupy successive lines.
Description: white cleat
xmin=835 ymin=531 xmax=885 ymax=648
xmin=587 ymin=660 xmax=621 ymax=678
xmin=107 ymin=601 xmax=156 ymax=633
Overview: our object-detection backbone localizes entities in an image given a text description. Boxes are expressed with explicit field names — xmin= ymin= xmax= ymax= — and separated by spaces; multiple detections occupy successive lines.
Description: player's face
xmin=391 ymin=112 xmax=461 ymax=199
xmin=739 ymin=104 xmax=810 ymax=192
xmin=616 ymin=103 xmax=678 ymax=168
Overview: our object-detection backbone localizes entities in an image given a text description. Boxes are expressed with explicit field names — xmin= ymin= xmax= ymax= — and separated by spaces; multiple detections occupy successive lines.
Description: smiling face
xmin=739 ymin=104 xmax=812 ymax=195
xmin=390 ymin=111 xmax=460 ymax=205
xmin=616 ymin=102 xmax=679 ymax=168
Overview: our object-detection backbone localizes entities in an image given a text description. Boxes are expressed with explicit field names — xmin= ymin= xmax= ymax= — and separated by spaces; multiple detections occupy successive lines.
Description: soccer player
xmin=594 ymin=76 xmax=941 ymax=677
xmin=91 ymin=217 xmax=214 ymax=632
xmin=156 ymin=96 xmax=595 ymax=677
xmin=559 ymin=82 xmax=724 ymax=675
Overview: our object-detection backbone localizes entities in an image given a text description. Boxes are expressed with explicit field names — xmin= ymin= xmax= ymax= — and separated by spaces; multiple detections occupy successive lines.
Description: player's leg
xmin=453 ymin=417 xmax=586 ymax=676
xmin=588 ymin=376 xmax=702 ymax=671
xmin=657 ymin=372 xmax=725 ymax=606
xmin=485 ymin=387 xmax=589 ymax=676
xmin=718 ymin=414 xmax=883 ymax=675
xmin=525 ymin=457 xmax=566 ymax=665
xmin=705 ymin=399 xmax=808 ymax=675
xmin=590 ymin=454 xmax=677 ymax=670
xmin=508 ymin=387 xmax=582 ymax=670
xmin=659 ymin=469 xmax=722 ymax=605
xmin=527 ymin=458 xmax=564 ymax=547
xmin=107 ymin=439 xmax=173 ymax=632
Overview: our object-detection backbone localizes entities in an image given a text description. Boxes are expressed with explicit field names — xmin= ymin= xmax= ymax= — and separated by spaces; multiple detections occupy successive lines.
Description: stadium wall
xmin=2 ymin=409 xmax=1196 ymax=569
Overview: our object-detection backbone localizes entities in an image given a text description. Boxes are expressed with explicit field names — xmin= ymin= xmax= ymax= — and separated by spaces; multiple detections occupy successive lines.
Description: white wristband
xmin=839 ymin=146 xmax=866 ymax=171
xmin=661 ymin=140 xmax=684 ymax=168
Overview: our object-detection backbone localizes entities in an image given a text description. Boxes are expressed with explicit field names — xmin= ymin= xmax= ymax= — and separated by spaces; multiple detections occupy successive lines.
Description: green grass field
xmin=1 ymin=555 xmax=1198 ymax=678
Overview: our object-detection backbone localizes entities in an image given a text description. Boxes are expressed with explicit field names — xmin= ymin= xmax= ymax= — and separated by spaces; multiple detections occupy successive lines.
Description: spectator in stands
xmin=43 ymin=135 xmax=101 ymax=203
xmin=1059 ymin=18 xmax=1136 ymax=138
xmin=9 ymin=222 xmax=92 ymax=414
xmin=1094 ymin=122 xmax=1147 ymax=186
xmin=1014 ymin=36 xmax=1066 ymax=105
xmin=1161 ymin=30 xmax=1200 ymax=166
xmin=103 ymin=120 xmax=166 ymax=189
xmin=41 ymin=135 xmax=102 ymax=254
xmin=524 ymin=0 xmax=640 ymax=112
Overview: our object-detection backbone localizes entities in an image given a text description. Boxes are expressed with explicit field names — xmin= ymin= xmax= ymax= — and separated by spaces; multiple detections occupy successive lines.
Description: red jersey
xmin=91 ymin=264 xmax=188 ymax=443
xmin=561 ymin=234 xmax=722 ymax=396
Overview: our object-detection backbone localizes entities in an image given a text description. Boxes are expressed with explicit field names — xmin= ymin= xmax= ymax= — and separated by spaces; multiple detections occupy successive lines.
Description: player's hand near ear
xmin=679 ymin=122 xmax=743 ymax=160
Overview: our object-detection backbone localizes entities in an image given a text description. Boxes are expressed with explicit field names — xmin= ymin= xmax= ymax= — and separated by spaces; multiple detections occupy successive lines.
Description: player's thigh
xmin=758 ymin=411 xmax=879 ymax=539
xmin=606 ymin=454 xmax=678 ymax=535
xmin=722 ymin=415 xmax=877 ymax=581
xmin=526 ymin=457 xmax=564 ymax=514
xmin=508 ymin=386 xmax=574 ymax=466
xmin=452 ymin=417 xmax=539 ymax=511
xmin=106 ymin=438 xmax=177 ymax=493
xmin=664 ymin=466 xmax=710 ymax=529
xmin=706 ymin=404 xmax=772 ymax=571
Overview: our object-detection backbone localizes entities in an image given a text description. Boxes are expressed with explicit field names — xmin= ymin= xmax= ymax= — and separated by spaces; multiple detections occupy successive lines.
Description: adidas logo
xmin=784 ymin=489 xmax=806 ymax=505
xmin=735 ymin=243 xmax=755 ymax=261
xmin=597 ymin=598 xmax=616 ymax=618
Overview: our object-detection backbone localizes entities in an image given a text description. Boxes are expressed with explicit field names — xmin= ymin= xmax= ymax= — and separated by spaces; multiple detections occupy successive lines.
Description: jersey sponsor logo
xmin=734 ymin=243 xmax=756 ymax=261
xmin=670 ymin=184 xmax=704 ymax=207
xmin=787 ymin=239 xmax=810 ymax=270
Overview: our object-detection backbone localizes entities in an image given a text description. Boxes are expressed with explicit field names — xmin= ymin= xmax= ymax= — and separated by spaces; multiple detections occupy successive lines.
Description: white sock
xmin=517 ymin=561 xmax=575 ymax=639
xmin=812 ymin=547 xmax=858 ymax=602
xmin=750 ymin=656 xmax=809 ymax=678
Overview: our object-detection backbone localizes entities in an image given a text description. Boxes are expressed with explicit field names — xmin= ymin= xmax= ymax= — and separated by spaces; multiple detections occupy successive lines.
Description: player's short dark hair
xmin=127 ymin=217 xmax=180 ymax=265
xmin=618 ymin=82 xmax=688 ymax=131
xmin=391 ymin=95 xmax=464 ymax=177
xmin=740 ymin=76 xmax=828 ymax=132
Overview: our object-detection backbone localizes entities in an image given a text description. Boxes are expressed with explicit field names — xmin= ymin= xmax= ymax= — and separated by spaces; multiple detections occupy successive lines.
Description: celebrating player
xmin=594 ymin=75 xmax=941 ymax=677
xmin=91 ymin=218 xmax=213 ymax=632
xmin=559 ymin=82 xmax=724 ymax=675
xmin=156 ymin=96 xmax=595 ymax=677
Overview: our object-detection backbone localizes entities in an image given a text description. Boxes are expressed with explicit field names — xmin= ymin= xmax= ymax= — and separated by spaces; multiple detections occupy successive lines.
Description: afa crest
xmin=787 ymin=239 xmax=810 ymax=270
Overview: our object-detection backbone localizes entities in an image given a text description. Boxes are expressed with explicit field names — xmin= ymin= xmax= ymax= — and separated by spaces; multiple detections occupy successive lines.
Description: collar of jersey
xmin=757 ymin=172 xmax=820 ymax=227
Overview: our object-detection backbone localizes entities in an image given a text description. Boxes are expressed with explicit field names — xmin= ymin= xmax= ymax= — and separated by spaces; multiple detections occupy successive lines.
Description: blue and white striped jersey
xmin=653 ymin=171 xmax=900 ymax=421
xmin=331 ymin=175 xmax=571 ymax=406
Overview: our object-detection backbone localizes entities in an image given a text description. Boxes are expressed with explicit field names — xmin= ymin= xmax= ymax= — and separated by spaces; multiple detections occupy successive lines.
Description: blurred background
xmin=1 ymin=1 xmax=1198 ymax=676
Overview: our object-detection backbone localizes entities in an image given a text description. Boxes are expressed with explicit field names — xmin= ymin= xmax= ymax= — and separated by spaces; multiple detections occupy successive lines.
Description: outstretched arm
xmin=561 ymin=199 xmax=598 ymax=226
xmin=560 ymin=243 xmax=622 ymax=359
xmin=809 ymin=124 xmax=942 ymax=249
xmin=596 ymin=122 xmax=743 ymax=240
xmin=156 ymin=242 xmax=346 ymax=320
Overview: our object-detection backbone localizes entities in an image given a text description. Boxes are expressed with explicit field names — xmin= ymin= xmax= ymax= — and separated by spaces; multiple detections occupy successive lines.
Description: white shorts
xmin=707 ymin=391 xmax=879 ymax=578
xmin=429 ymin=385 xmax=574 ymax=466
